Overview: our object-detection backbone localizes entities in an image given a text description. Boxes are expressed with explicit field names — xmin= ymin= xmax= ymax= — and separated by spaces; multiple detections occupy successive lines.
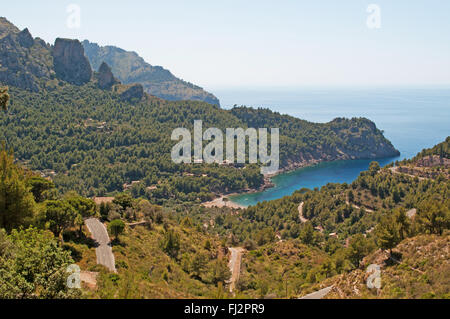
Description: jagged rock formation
xmin=82 ymin=40 xmax=220 ymax=106
xmin=0 ymin=17 xmax=53 ymax=92
xmin=52 ymin=38 xmax=92 ymax=85
xmin=96 ymin=62 xmax=119 ymax=89
xmin=17 ymin=28 xmax=34 ymax=48
xmin=0 ymin=18 xmax=149 ymax=104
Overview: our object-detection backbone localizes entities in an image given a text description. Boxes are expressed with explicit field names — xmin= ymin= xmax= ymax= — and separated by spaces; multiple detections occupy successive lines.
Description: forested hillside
xmin=185 ymin=139 xmax=449 ymax=298
xmin=0 ymin=18 xmax=400 ymax=203
xmin=0 ymin=90 xmax=448 ymax=298
xmin=2 ymin=16 xmax=446 ymax=300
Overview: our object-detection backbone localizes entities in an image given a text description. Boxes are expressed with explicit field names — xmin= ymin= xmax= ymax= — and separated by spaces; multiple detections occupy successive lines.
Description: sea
xmin=213 ymin=87 xmax=450 ymax=207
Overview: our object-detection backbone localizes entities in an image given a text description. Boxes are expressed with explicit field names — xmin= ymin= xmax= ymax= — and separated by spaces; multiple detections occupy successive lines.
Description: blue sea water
xmin=213 ymin=87 xmax=450 ymax=207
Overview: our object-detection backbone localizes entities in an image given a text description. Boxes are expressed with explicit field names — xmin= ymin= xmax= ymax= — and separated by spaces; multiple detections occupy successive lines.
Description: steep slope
xmin=394 ymin=136 xmax=450 ymax=180
xmin=0 ymin=17 xmax=54 ymax=92
xmin=53 ymin=38 xmax=92 ymax=85
xmin=82 ymin=40 xmax=220 ymax=106
xmin=83 ymin=222 xmax=231 ymax=299
xmin=231 ymin=107 xmax=400 ymax=169
xmin=0 ymin=17 xmax=19 ymax=37
xmin=192 ymin=140 xmax=449 ymax=299
xmin=324 ymin=235 xmax=450 ymax=299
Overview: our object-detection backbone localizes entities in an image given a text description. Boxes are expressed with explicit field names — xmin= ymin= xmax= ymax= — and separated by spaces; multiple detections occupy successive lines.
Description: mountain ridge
xmin=82 ymin=40 xmax=220 ymax=106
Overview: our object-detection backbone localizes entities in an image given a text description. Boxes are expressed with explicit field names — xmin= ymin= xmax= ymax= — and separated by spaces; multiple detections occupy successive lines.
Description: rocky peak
xmin=97 ymin=62 xmax=119 ymax=89
xmin=0 ymin=20 xmax=52 ymax=92
xmin=17 ymin=28 xmax=34 ymax=48
xmin=0 ymin=17 xmax=20 ymax=38
xmin=52 ymin=38 xmax=92 ymax=85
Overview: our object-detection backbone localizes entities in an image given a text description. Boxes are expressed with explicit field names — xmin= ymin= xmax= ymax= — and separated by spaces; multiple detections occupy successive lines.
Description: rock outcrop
xmin=0 ymin=18 xmax=53 ymax=92
xmin=82 ymin=40 xmax=221 ymax=106
xmin=53 ymin=38 xmax=92 ymax=85
xmin=17 ymin=28 xmax=34 ymax=48
xmin=97 ymin=62 xmax=119 ymax=89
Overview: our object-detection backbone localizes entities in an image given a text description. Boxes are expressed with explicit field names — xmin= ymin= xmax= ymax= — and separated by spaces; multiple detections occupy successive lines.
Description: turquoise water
xmin=214 ymin=87 xmax=450 ymax=207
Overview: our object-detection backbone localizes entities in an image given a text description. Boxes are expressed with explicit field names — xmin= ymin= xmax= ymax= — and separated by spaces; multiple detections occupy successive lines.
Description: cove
xmin=219 ymin=87 xmax=450 ymax=208
xmin=230 ymin=157 xmax=398 ymax=207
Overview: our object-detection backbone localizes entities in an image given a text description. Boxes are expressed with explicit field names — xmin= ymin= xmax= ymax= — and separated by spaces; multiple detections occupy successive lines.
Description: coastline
xmin=226 ymin=154 xmax=401 ymax=208
xmin=202 ymin=196 xmax=247 ymax=209
xmin=201 ymin=176 xmax=274 ymax=209
xmin=201 ymin=160 xmax=319 ymax=209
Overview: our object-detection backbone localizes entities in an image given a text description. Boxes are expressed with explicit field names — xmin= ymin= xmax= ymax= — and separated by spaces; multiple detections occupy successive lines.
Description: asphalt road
xmin=300 ymin=286 xmax=333 ymax=299
xmin=228 ymin=247 xmax=245 ymax=293
xmin=85 ymin=218 xmax=117 ymax=273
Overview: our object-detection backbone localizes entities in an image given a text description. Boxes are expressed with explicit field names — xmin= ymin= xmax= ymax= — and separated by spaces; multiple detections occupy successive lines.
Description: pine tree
xmin=108 ymin=219 xmax=125 ymax=241
xmin=0 ymin=147 xmax=35 ymax=231
xmin=0 ymin=86 xmax=9 ymax=111
xmin=375 ymin=215 xmax=400 ymax=254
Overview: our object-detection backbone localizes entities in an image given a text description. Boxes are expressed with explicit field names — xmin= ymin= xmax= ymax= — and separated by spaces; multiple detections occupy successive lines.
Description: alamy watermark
xmin=171 ymin=121 xmax=279 ymax=175
xmin=366 ymin=4 xmax=381 ymax=29
xmin=66 ymin=4 xmax=81 ymax=29
xmin=366 ymin=264 xmax=381 ymax=289
xmin=66 ymin=264 xmax=81 ymax=289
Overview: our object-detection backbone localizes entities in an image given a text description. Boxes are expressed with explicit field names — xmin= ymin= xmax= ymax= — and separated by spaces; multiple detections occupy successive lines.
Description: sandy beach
xmin=202 ymin=196 xmax=247 ymax=209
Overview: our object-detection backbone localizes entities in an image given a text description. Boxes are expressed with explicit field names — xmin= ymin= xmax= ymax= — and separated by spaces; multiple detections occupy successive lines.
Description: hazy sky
xmin=3 ymin=0 xmax=450 ymax=90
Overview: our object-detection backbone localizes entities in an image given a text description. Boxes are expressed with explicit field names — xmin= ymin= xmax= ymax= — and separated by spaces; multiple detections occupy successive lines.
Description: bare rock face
xmin=0 ymin=19 xmax=53 ymax=92
xmin=82 ymin=40 xmax=221 ymax=106
xmin=17 ymin=28 xmax=34 ymax=48
xmin=53 ymin=38 xmax=92 ymax=85
xmin=97 ymin=62 xmax=119 ymax=89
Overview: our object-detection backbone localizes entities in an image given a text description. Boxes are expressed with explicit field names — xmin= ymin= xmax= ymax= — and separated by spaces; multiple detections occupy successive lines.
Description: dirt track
xmin=298 ymin=202 xmax=308 ymax=223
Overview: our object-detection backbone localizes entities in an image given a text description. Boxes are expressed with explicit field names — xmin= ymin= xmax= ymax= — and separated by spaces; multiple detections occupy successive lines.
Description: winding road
xmin=345 ymin=201 xmax=374 ymax=213
xmin=389 ymin=166 xmax=427 ymax=181
xmin=298 ymin=202 xmax=308 ymax=223
xmin=228 ymin=247 xmax=245 ymax=293
xmin=85 ymin=218 xmax=117 ymax=273
xmin=300 ymin=286 xmax=333 ymax=299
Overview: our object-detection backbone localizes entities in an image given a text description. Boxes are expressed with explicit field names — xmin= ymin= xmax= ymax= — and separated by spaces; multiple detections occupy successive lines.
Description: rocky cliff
xmin=1 ymin=18 xmax=218 ymax=107
xmin=0 ymin=17 xmax=53 ymax=92
xmin=96 ymin=62 xmax=120 ymax=89
xmin=0 ymin=18 xmax=93 ymax=91
xmin=52 ymin=38 xmax=92 ymax=85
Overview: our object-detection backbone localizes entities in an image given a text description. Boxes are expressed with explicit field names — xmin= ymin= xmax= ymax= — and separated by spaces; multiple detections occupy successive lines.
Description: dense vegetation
xmin=1 ymin=83 xmax=398 ymax=205
xmin=0 ymin=86 xmax=8 ymax=110
xmin=1 ymin=17 xmax=447 ymax=299
xmin=1 ymin=105 xmax=449 ymax=299
xmin=231 ymin=107 xmax=399 ymax=168
xmin=180 ymin=141 xmax=449 ymax=298
xmin=324 ymin=234 xmax=449 ymax=299
xmin=194 ymin=158 xmax=448 ymax=244
xmin=0 ymin=17 xmax=399 ymax=203
xmin=1 ymin=85 xmax=265 ymax=202
xmin=0 ymin=146 xmax=234 ymax=298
